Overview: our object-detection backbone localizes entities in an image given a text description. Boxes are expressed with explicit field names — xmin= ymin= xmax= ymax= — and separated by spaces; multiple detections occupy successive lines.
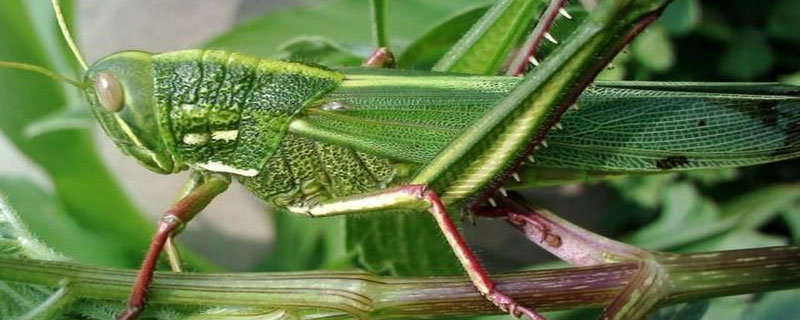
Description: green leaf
xmin=631 ymin=23 xmax=674 ymax=72
xmin=346 ymin=211 xmax=461 ymax=276
xmin=703 ymin=295 xmax=750 ymax=320
xmin=399 ymin=5 xmax=489 ymax=70
xmin=277 ymin=36 xmax=364 ymax=67
xmin=659 ymin=0 xmax=700 ymax=35
xmin=0 ymin=0 xmax=153 ymax=266
xmin=743 ymin=290 xmax=800 ymax=320
xmin=23 ymin=106 xmax=93 ymax=138
xmin=0 ymin=188 xmax=64 ymax=261
xmin=780 ymin=72 xmax=800 ymax=86
xmin=625 ymin=184 xmax=800 ymax=250
xmin=680 ymin=229 xmax=786 ymax=252
xmin=766 ymin=0 xmax=800 ymax=43
xmin=431 ymin=0 xmax=544 ymax=74
xmin=704 ymin=290 xmax=800 ymax=320
xmin=0 ymin=176 xmax=135 ymax=267
xmin=647 ymin=301 xmax=709 ymax=320
xmin=719 ymin=184 xmax=800 ymax=229
xmin=718 ymin=28 xmax=774 ymax=80
xmin=624 ymin=183 xmax=724 ymax=249
xmin=257 ymin=211 xmax=348 ymax=272
xmin=0 ymin=188 xmax=63 ymax=319
xmin=782 ymin=206 xmax=800 ymax=243
xmin=206 ymin=0 xmax=493 ymax=59
xmin=609 ymin=174 xmax=678 ymax=209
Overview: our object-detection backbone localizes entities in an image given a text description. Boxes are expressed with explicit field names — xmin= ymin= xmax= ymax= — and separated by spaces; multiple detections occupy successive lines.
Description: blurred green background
xmin=0 ymin=0 xmax=798 ymax=319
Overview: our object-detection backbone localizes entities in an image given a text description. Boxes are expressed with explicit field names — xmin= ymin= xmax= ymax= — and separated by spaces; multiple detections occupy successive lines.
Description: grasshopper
xmin=1 ymin=0 xmax=799 ymax=319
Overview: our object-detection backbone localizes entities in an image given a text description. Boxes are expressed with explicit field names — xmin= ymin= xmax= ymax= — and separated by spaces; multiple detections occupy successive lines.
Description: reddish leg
xmin=290 ymin=184 xmax=545 ymax=319
xmin=118 ymin=175 xmax=229 ymax=320
xmin=421 ymin=189 xmax=545 ymax=320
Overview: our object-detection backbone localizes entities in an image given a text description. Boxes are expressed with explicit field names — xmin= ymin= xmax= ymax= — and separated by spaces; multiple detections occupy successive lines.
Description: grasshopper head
xmin=84 ymin=51 xmax=179 ymax=174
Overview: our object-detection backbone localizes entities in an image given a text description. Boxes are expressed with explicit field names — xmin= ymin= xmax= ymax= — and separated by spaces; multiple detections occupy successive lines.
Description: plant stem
xmin=1 ymin=246 xmax=798 ymax=318
xmin=368 ymin=0 xmax=388 ymax=49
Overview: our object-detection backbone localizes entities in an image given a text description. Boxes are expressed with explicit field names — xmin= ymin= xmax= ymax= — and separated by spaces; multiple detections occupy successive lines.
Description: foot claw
xmin=487 ymin=290 xmax=545 ymax=320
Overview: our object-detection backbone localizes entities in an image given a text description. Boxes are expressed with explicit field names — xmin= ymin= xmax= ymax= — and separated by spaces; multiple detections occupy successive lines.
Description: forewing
xmin=290 ymin=78 xmax=800 ymax=185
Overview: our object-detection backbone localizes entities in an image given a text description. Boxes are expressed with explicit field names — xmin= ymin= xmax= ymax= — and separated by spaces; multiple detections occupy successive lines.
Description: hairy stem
xmin=1 ymin=247 xmax=797 ymax=318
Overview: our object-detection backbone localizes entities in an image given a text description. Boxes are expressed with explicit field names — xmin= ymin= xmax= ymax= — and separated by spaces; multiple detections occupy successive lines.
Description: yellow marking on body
xmin=291 ymin=191 xmax=422 ymax=217
xmin=211 ymin=130 xmax=238 ymax=141
xmin=180 ymin=104 xmax=201 ymax=112
xmin=198 ymin=161 xmax=258 ymax=177
xmin=182 ymin=133 xmax=209 ymax=145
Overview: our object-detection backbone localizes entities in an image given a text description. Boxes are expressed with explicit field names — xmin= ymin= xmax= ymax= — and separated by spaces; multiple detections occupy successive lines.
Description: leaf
xmin=742 ymin=290 xmax=800 ymax=320
xmin=23 ymin=106 xmax=93 ymax=138
xmin=430 ymin=0 xmax=543 ymax=74
xmin=647 ymin=300 xmax=709 ymax=320
xmin=718 ymin=28 xmax=774 ymax=80
xmin=346 ymin=211 xmax=462 ymax=276
xmin=399 ymin=5 xmax=489 ymax=70
xmin=624 ymin=183 xmax=800 ymax=250
xmin=718 ymin=184 xmax=800 ymax=229
xmin=609 ymin=174 xmax=677 ymax=209
xmin=782 ymin=206 xmax=800 ymax=243
xmin=780 ymin=72 xmax=800 ymax=86
xmin=0 ymin=188 xmax=64 ymax=261
xmin=659 ymin=0 xmax=700 ymax=36
xmin=766 ymin=0 xmax=800 ymax=43
xmin=631 ymin=23 xmax=674 ymax=72
xmin=0 ymin=188 xmax=63 ymax=319
xmin=703 ymin=295 xmax=750 ymax=320
xmin=624 ymin=183 xmax=724 ymax=249
xmin=206 ymin=0 xmax=493 ymax=58
xmin=704 ymin=290 xmax=800 ymax=320
xmin=0 ymin=176 xmax=135 ymax=267
xmin=256 ymin=211 xmax=348 ymax=272
xmin=679 ymin=229 xmax=786 ymax=252
xmin=277 ymin=36 xmax=364 ymax=67
xmin=0 ymin=0 xmax=154 ymax=266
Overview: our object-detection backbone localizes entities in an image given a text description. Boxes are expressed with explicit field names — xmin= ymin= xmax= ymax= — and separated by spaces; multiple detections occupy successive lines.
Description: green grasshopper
xmin=1 ymin=0 xmax=799 ymax=319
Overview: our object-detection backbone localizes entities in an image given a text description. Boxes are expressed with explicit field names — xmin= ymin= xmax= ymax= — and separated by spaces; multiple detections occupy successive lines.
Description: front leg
xmin=291 ymin=185 xmax=545 ymax=320
xmin=118 ymin=173 xmax=230 ymax=320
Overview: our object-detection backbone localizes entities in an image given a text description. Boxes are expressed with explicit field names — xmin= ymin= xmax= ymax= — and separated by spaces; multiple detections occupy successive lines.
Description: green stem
xmin=1 ymin=246 xmax=798 ymax=318
xmin=368 ymin=0 xmax=388 ymax=48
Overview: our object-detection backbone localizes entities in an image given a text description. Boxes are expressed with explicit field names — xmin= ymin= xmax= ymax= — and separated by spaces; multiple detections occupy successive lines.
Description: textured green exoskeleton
xmin=86 ymin=51 xmax=800 ymax=210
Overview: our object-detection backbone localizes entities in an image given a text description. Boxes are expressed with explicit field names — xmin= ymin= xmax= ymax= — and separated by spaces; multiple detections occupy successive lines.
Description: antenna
xmin=0 ymin=61 xmax=84 ymax=88
xmin=51 ymin=0 xmax=88 ymax=70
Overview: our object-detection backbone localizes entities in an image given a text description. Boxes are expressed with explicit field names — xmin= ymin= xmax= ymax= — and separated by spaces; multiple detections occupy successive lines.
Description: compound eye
xmin=94 ymin=72 xmax=124 ymax=112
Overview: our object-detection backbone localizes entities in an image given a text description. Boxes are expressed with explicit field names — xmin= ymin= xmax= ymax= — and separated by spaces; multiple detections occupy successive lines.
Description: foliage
xmin=0 ymin=0 xmax=797 ymax=319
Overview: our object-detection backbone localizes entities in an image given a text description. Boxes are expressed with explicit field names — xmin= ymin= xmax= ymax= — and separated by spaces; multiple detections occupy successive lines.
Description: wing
xmin=288 ymin=69 xmax=800 ymax=185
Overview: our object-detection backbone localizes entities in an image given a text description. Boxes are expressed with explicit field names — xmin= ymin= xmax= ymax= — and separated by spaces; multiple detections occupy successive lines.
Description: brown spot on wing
xmin=730 ymin=100 xmax=780 ymax=127
xmin=655 ymin=155 xmax=689 ymax=170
